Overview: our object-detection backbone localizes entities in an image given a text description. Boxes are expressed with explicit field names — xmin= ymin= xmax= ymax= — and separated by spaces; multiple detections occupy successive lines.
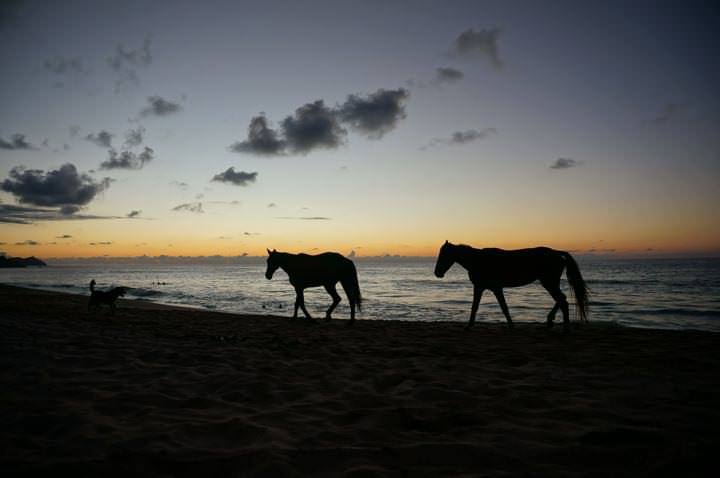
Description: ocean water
xmin=1 ymin=257 xmax=719 ymax=332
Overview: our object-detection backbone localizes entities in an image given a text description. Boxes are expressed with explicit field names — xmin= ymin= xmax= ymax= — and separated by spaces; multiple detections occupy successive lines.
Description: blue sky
xmin=1 ymin=0 xmax=718 ymax=257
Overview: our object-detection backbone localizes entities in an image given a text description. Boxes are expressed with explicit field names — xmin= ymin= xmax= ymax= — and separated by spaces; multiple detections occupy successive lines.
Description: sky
xmin=1 ymin=0 xmax=719 ymax=258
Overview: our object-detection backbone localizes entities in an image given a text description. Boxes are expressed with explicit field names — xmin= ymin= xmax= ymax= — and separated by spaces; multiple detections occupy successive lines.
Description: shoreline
xmin=3 ymin=282 xmax=719 ymax=334
xmin=2 ymin=284 xmax=719 ymax=476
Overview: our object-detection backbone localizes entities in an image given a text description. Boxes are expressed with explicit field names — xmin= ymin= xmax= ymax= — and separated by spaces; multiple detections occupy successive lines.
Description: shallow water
xmin=2 ymin=257 xmax=719 ymax=332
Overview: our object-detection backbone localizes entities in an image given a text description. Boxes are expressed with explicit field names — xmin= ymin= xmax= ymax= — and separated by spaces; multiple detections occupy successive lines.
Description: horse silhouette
xmin=265 ymin=249 xmax=362 ymax=323
xmin=434 ymin=241 xmax=589 ymax=330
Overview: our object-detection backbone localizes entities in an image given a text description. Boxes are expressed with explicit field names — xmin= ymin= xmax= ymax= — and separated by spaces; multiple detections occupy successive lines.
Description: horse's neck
xmin=454 ymin=247 xmax=482 ymax=271
xmin=278 ymin=255 xmax=297 ymax=274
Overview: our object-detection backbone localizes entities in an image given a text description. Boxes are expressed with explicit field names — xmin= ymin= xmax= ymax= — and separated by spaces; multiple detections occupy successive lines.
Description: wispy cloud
xmin=100 ymin=147 xmax=154 ymax=170
xmin=126 ymin=210 xmax=141 ymax=218
xmin=140 ymin=96 xmax=182 ymax=117
xmin=123 ymin=126 xmax=145 ymax=147
xmin=652 ymin=102 xmax=687 ymax=124
xmin=277 ymin=216 xmax=331 ymax=220
xmin=432 ymin=67 xmax=464 ymax=84
xmin=108 ymin=35 xmax=152 ymax=91
xmin=0 ymin=134 xmax=37 ymax=150
xmin=451 ymin=28 xmax=503 ymax=68
xmin=85 ymin=130 xmax=114 ymax=148
xmin=15 ymin=239 xmax=40 ymax=246
xmin=43 ymin=57 xmax=88 ymax=75
xmin=172 ymin=202 xmax=203 ymax=213
xmin=0 ymin=204 xmax=120 ymax=224
xmin=169 ymin=180 xmax=189 ymax=190
xmin=424 ymin=128 xmax=497 ymax=149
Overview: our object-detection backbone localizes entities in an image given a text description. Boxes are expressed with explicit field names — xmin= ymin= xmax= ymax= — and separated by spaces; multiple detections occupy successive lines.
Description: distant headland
xmin=0 ymin=256 xmax=47 ymax=268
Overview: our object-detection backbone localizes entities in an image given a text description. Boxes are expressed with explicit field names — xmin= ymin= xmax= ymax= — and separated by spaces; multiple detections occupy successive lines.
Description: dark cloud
xmin=229 ymin=115 xmax=286 ymax=156
xmin=652 ymin=102 xmax=687 ymax=124
xmin=43 ymin=57 xmax=88 ymax=75
xmin=69 ymin=125 xmax=81 ymax=137
xmin=550 ymin=158 xmax=580 ymax=170
xmin=282 ymin=100 xmax=346 ymax=153
xmin=232 ymin=88 xmax=409 ymax=156
xmin=211 ymin=167 xmax=258 ymax=186
xmin=434 ymin=67 xmax=464 ymax=84
xmin=0 ymin=1 xmax=23 ymax=29
xmin=89 ymin=241 xmax=112 ymax=246
xmin=124 ymin=126 xmax=145 ymax=147
xmin=140 ymin=96 xmax=182 ymax=117
xmin=1 ymin=163 xmax=111 ymax=207
xmin=337 ymin=88 xmax=409 ymax=138
xmin=15 ymin=240 xmax=39 ymax=246
xmin=0 ymin=204 xmax=118 ymax=224
xmin=85 ymin=130 xmax=114 ymax=148
xmin=100 ymin=147 xmax=154 ymax=170
xmin=127 ymin=210 xmax=141 ymax=218
xmin=267 ymin=202 xmax=277 ymax=208
xmin=172 ymin=202 xmax=203 ymax=213
xmin=0 ymin=134 xmax=36 ymax=150
xmin=56 ymin=234 xmax=72 ymax=239
xmin=452 ymin=28 xmax=503 ymax=68
xmin=108 ymin=35 xmax=153 ymax=90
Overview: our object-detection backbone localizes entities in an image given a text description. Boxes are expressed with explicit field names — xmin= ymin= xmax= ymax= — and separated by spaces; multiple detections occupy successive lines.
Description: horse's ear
xmin=444 ymin=240 xmax=449 ymax=245
xmin=267 ymin=248 xmax=272 ymax=255
xmin=272 ymin=248 xmax=276 ymax=253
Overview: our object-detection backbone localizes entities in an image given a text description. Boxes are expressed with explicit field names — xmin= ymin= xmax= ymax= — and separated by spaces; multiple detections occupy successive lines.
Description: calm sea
xmin=2 ymin=257 xmax=719 ymax=332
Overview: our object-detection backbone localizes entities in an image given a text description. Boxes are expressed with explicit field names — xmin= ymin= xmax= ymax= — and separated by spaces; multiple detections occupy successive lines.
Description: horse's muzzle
xmin=434 ymin=271 xmax=444 ymax=278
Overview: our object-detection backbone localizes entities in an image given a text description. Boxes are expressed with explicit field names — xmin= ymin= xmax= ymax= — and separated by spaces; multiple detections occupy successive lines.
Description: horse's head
xmin=265 ymin=248 xmax=280 ymax=280
xmin=434 ymin=240 xmax=455 ymax=278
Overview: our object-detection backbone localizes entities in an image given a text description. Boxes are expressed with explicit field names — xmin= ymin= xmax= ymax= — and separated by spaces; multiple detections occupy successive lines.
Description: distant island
xmin=0 ymin=256 xmax=47 ymax=268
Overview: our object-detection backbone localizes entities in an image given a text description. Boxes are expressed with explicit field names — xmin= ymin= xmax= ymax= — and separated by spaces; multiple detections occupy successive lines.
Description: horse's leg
xmin=546 ymin=303 xmax=560 ymax=328
xmin=324 ymin=283 xmax=341 ymax=320
xmin=466 ymin=285 xmax=483 ymax=329
xmin=296 ymin=288 xmax=313 ymax=319
xmin=541 ymin=278 xmax=569 ymax=331
xmin=340 ymin=279 xmax=356 ymax=324
xmin=292 ymin=288 xmax=301 ymax=319
xmin=492 ymin=288 xmax=513 ymax=328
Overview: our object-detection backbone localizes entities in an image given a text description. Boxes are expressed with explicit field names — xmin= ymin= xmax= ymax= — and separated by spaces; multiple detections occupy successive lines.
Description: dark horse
xmin=434 ymin=241 xmax=589 ymax=330
xmin=265 ymin=249 xmax=362 ymax=322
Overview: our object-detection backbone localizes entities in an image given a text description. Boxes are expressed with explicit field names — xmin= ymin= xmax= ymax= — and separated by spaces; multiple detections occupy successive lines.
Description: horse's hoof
xmin=324 ymin=316 xmax=332 ymax=321
xmin=547 ymin=321 xmax=554 ymax=329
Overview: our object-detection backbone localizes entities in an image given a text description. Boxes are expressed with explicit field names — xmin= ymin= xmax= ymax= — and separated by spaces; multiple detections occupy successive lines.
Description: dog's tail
xmin=90 ymin=279 xmax=96 ymax=292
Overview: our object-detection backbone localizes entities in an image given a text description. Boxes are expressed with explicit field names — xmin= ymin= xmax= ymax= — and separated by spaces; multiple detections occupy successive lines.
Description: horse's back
xmin=472 ymin=247 xmax=565 ymax=287
xmin=288 ymin=252 xmax=355 ymax=286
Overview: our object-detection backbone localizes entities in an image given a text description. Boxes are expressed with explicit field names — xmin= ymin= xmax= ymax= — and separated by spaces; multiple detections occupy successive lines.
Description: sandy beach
xmin=1 ymin=284 xmax=718 ymax=477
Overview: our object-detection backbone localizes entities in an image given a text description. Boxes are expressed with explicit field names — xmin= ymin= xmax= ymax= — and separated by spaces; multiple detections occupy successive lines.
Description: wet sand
xmin=1 ymin=284 xmax=718 ymax=477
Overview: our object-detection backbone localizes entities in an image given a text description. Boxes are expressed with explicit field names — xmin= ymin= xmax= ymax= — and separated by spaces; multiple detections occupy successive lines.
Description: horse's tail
xmin=344 ymin=261 xmax=362 ymax=312
xmin=562 ymin=252 xmax=589 ymax=322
